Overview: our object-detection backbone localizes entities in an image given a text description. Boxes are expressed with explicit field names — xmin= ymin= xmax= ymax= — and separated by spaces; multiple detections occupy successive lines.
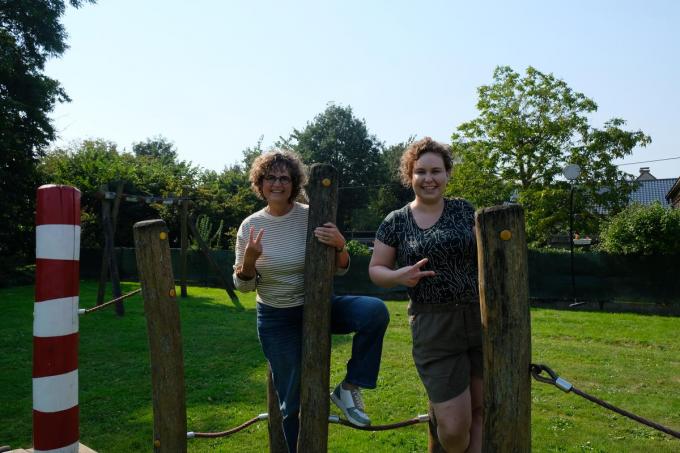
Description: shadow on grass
xmin=0 ymin=282 xmax=358 ymax=450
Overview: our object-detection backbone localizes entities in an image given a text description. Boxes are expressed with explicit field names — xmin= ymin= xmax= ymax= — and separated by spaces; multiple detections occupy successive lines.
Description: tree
xmin=599 ymin=203 xmax=680 ymax=255
xmin=192 ymin=165 xmax=263 ymax=250
xmin=0 ymin=0 xmax=95 ymax=270
xmin=448 ymin=66 xmax=651 ymax=244
xmin=361 ymin=138 xmax=415 ymax=229
xmin=40 ymin=138 xmax=200 ymax=248
xmin=241 ymin=135 xmax=264 ymax=172
xmin=133 ymin=135 xmax=178 ymax=165
xmin=284 ymin=104 xmax=385 ymax=230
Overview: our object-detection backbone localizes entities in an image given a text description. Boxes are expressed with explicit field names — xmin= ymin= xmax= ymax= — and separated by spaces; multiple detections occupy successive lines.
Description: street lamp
xmin=563 ymin=164 xmax=581 ymax=304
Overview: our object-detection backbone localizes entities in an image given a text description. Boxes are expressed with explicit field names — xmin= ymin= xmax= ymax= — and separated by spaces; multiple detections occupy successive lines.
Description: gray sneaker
xmin=330 ymin=383 xmax=371 ymax=427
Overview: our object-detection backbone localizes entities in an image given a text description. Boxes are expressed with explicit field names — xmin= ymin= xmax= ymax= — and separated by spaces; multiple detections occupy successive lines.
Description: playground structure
xmin=94 ymin=183 xmax=241 ymax=312
xmin=23 ymin=175 xmax=680 ymax=453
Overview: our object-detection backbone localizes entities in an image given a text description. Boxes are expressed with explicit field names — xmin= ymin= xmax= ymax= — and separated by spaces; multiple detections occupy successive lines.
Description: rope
xmin=80 ymin=288 xmax=142 ymax=315
xmin=530 ymin=363 xmax=680 ymax=440
xmin=188 ymin=414 xmax=268 ymax=438
xmin=188 ymin=413 xmax=430 ymax=438
xmin=330 ymin=414 xmax=429 ymax=431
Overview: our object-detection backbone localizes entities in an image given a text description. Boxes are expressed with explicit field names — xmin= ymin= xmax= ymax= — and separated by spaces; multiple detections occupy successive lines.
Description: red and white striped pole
xmin=34 ymin=185 xmax=81 ymax=453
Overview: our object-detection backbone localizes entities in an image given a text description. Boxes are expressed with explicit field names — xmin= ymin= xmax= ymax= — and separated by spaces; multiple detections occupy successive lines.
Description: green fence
xmin=80 ymin=248 xmax=680 ymax=304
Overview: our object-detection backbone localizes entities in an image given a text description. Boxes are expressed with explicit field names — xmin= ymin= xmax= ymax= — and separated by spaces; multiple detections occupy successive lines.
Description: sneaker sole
xmin=330 ymin=393 xmax=370 ymax=427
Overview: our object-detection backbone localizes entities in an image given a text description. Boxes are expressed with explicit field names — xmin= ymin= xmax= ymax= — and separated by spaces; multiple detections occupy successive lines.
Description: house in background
xmin=666 ymin=176 xmax=680 ymax=209
xmin=629 ymin=167 xmax=676 ymax=207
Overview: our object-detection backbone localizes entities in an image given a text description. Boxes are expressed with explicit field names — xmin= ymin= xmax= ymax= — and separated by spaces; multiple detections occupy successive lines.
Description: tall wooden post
xmin=475 ymin=205 xmax=531 ymax=452
xmin=297 ymin=164 xmax=338 ymax=453
xmin=180 ymin=198 xmax=189 ymax=298
xmin=133 ymin=219 xmax=187 ymax=453
xmin=266 ymin=367 xmax=287 ymax=453
xmin=101 ymin=186 xmax=123 ymax=315
xmin=96 ymin=182 xmax=123 ymax=306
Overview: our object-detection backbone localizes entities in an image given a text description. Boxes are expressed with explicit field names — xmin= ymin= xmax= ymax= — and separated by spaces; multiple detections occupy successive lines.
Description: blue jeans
xmin=257 ymin=295 xmax=389 ymax=453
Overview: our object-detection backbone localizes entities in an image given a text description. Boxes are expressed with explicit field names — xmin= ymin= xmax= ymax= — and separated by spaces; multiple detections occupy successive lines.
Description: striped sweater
xmin=232 ymin=202 xmax=348 ymax=308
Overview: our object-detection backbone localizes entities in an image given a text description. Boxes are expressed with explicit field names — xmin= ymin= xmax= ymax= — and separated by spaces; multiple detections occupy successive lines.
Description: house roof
xmin=629 ymin=178 xmax=676 ymax=206
xmin=666 ymin=176 xmax=680 ymax=202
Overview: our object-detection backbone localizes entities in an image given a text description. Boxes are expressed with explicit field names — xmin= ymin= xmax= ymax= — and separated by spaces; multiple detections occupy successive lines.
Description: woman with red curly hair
xmin=370 ymin=137 xmax=482 ymax=453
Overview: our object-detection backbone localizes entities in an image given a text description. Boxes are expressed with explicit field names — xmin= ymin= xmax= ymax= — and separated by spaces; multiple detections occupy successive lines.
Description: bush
xmin=0 ymin=264 xmax=35 ymax=288
xmin=346 ymin=240 xmax=371 ymax=256
xmin=599 ymin=203 xmax=680 ymax=255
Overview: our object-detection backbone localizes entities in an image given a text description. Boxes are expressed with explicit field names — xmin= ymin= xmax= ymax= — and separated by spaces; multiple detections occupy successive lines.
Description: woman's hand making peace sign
xmin=244 ymin=226 xmax=264 ymax=265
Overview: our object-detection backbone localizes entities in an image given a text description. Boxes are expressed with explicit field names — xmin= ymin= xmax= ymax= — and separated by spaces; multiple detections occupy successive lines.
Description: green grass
xmin=1 ymin=282 xmax=679 ymax=452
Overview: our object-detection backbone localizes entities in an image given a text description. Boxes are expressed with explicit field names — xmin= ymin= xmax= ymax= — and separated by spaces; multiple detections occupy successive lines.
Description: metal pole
xmin=569 ymin=185 xmax=576 ymax=303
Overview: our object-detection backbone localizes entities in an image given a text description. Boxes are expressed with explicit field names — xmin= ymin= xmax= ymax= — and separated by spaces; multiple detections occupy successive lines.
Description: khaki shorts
xmin=409 ymin=302 xmax=483 ymax=403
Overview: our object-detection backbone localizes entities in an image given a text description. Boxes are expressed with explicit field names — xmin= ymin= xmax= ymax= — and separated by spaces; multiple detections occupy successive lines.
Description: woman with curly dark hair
xmin=233 ymin=150 xmax=389 ymax=453
xmin=369 ymin=137 xmax=482 ymax=453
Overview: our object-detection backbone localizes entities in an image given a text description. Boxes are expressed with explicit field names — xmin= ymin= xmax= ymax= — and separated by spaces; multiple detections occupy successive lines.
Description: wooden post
xmin=101 ymin=189 xmax=123 ymax=315
xmin=475 ymin=205 xmax=531 ymax=452
xmin=133 ymin=219 xmax=187 ymax=453
xmin=180 ymin=199 xmax=189 ymax=298
xmin=266 ymin=367 xmax=287 ymax=453
xmin=187 ymin=217 xmax=242 ymax=309
xmin=297 ymin=164 xmax=338 ymax=453
xmin=97 ymin=182 xmax=124 ymax=305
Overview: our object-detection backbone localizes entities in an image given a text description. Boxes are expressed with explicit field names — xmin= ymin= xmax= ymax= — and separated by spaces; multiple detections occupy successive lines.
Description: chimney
xmin=637 ymin=167 xmax=656 ymax=181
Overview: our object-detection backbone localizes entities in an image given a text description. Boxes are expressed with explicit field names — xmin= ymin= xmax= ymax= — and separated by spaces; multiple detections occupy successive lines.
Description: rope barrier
xmin=188 ymin=413 xmax=268 ymax=438
xmin=530 ymin=363 xmax=680 ymax=440
xmin=330 ymin=414 xmax=429 ymax=431
xmin=185 ymin=365 xmax=679 ymax=443
xmin=188 ymin=413 xmax=430 ymax=438
xmin=79 ymin=288 xmax=142 ymax=315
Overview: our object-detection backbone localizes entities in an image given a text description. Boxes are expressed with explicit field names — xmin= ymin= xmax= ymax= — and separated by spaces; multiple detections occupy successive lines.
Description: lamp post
xmin=563 ymin=164 xmax=581 ymax=304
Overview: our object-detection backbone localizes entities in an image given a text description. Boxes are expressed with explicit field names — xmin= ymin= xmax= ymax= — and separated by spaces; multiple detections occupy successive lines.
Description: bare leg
xmin=431 ymin=387 xmax=472 ymax=453
xmin=467 ymin=376 xmax=483 ymax=453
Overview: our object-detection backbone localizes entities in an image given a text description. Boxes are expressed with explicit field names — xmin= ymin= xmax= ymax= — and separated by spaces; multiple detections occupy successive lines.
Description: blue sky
xmin=46 ymin=0 xmax=680 ymax=179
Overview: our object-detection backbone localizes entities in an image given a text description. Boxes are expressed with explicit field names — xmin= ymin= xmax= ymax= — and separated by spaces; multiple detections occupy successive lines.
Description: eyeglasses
xmin=263 ymin=175 xmax=292 ymax=185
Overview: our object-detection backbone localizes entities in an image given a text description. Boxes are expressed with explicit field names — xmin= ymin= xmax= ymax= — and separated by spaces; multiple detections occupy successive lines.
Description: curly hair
xmin=399 ymin=137 xmax=453 ymax=187
xmin=249 ymin=150 xmax=307 ymax=203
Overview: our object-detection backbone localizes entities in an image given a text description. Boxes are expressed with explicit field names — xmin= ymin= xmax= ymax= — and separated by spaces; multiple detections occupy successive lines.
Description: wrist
xmin=237 ymin=262 xmax=256 ymax=279
xmin=236 ymin=268 xmax=255 ymax=280
xmin=335 ymin=244 xmax=347 ymax=254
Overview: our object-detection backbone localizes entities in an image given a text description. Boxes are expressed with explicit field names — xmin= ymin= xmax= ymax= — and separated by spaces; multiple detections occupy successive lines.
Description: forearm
xmin=369 ymin=265 xmax=401 ymax=288
xmin=233 ymin=234 xmax=257 ymax=291
xmin=335 ymin=248 xmax=349 ymax=269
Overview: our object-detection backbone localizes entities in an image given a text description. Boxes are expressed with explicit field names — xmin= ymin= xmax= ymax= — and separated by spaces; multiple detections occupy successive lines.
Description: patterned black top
xmin=375 ymin=198 xmax=479 ymax=305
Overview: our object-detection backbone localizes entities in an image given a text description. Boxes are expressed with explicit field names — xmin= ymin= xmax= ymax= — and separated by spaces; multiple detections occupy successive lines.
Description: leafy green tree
xmin=362 ymin=139 xmax=415 ymax=229
xmin=39 ymin=138 xmax=200 ymax=248
xmin=192 ymin=164 xmax=263 ymax=250
xmin=133 ymin=135 xmax=178 ymax=165
xmin=448 ymin=66 xmax=651 ymax=244
xmin=241 ymin=135 xmax=264 ymax=172
xmin=599 ymin=203 xmax=680 ymax=255
xmin=0 ymin=0 xmax=95 ymax=269
xmin=39 ymin=139 xmax=133 ymax=247
xmin=284 ymin=104 xmax=385 ymax=231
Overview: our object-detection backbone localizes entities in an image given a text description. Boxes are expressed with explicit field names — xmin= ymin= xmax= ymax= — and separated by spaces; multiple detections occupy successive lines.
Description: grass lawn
xmin=1 ymin=282 xmax=679 ymax=452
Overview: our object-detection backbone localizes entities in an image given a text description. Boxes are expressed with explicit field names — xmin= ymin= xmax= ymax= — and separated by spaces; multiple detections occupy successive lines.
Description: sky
xmin=45 ymin=0 xmax=680 ymax=179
